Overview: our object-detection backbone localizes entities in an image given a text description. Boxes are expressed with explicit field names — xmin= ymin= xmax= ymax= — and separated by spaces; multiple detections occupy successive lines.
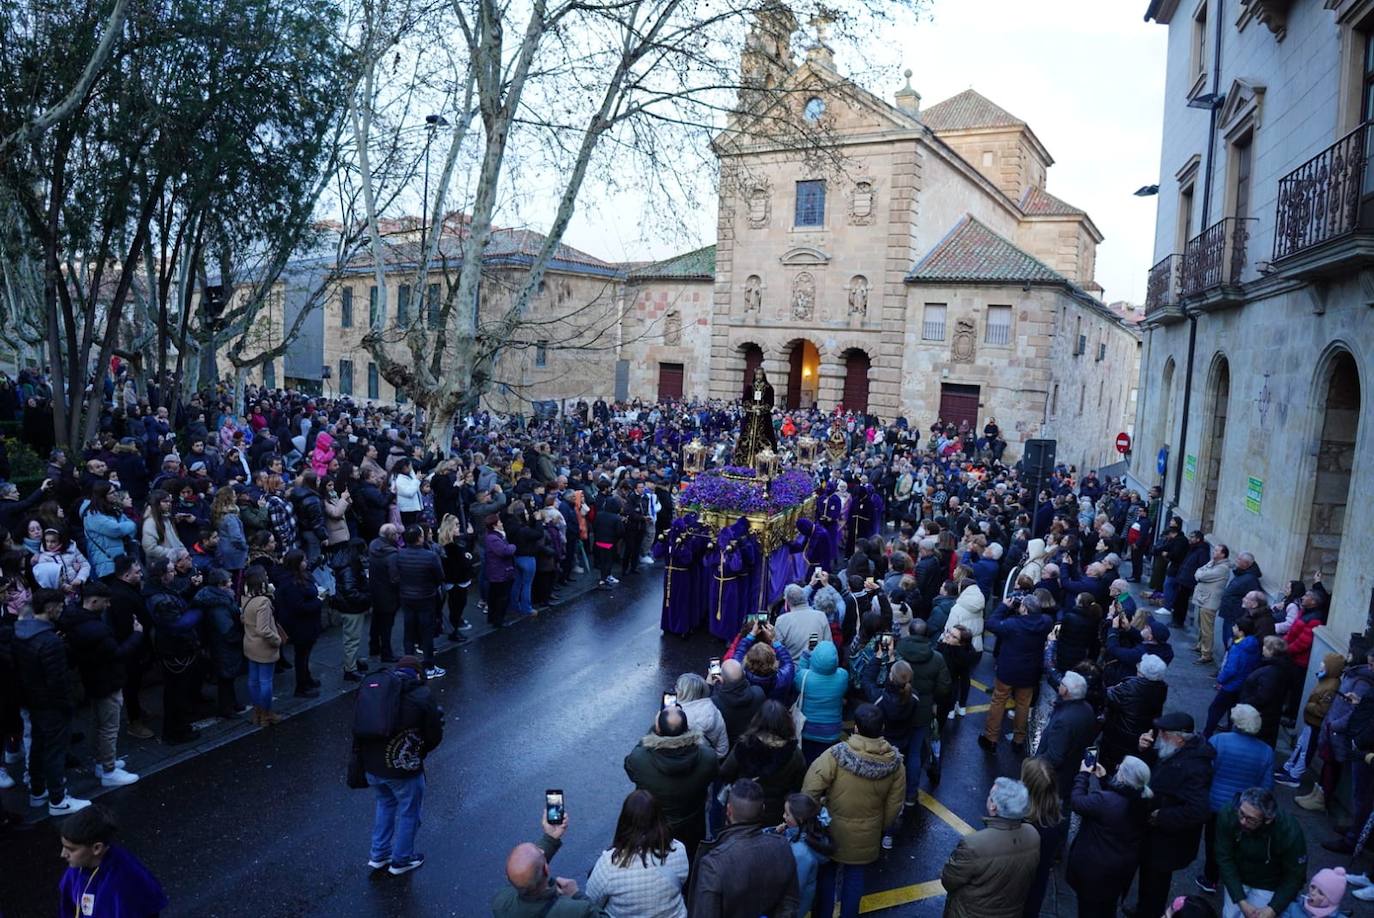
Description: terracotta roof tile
xmin=921 ymin=89 xmax=1025 ymax=132
xmin=1019 ymin=186 xmax=1086 ymax=217
xmin=906 ymin=216 xmax=1067 ymax=284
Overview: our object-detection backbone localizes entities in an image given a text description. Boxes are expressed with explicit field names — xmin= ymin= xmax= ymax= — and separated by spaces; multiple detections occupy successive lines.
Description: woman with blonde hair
xmin=437 ymin=513 xmax=474 ymax=640
xmin=731 ymin=622 xmax=796 ymax=702
xmin=1020 ymin=757 xmax=1066 ymax=918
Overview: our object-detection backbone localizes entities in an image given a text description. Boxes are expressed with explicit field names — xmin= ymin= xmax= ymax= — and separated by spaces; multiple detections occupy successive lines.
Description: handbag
xmin=791 ymin=671 xmax=810 ymax=737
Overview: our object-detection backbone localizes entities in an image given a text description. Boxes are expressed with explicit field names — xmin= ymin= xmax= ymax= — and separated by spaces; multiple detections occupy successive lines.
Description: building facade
xmin=1134 ymin=0 xmax=1374 ymax=652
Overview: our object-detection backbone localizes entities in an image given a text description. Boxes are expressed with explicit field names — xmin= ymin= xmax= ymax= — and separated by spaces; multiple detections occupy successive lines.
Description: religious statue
xmin=743 ymin=275 xmax=762 ymax=313
xmin=732 ymin=366 xmax=779 ymax=467
xmin=792 ymin=272 xmax=815 ymax=320
xmin=848 ymin=275 xmax=868 ymax=316
xmin=824 ymin=419 xmax=848 ymax=464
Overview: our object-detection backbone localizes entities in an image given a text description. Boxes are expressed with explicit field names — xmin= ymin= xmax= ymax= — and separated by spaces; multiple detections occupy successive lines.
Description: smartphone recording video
xmin=662 ymin=691 xmax=678 ymax=708
xmin=545 ymin=789 xmax=565 ymax=825
xmin=708 ymin=658 xmax=722 ymax=677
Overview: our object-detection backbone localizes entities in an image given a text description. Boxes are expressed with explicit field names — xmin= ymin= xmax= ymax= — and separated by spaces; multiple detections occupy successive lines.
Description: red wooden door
xmin=741 ymin=345 xmax=762 ymax=399
xmin=842 ymin=351 xmax=870 ymax=413
xmin=786 ymin=346 xmax=804 ymax=410
xmin=657 ymin=362 xmax=684 ymax=400
xmin=938 ymin=383 xmax=980 ymax=431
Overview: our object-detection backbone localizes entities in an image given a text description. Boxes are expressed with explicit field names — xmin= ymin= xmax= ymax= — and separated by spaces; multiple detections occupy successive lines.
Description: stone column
xmin=818 ymin=358 xmax=846 ymax=411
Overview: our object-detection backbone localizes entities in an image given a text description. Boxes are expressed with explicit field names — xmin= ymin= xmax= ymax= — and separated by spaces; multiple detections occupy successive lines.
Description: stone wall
xmin=622 ymin=279 xmax=714 ymax=400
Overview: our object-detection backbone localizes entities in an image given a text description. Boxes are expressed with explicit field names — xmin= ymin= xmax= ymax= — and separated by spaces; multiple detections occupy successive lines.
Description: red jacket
xmin=1285 ymin=616 xmax=1316 ymax=669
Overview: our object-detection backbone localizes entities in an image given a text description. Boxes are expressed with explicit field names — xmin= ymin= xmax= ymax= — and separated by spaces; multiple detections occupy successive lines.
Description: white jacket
xmin=392 ymin=473 xmax=422 ymax=512
xmin=679 ymin=697 xmax=728 ymax=759
xmin=943 ymin=583 xmax=986 ymax=652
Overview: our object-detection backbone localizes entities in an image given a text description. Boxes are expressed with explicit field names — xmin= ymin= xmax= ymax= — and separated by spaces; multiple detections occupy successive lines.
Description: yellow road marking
xmin=918 ymin=788 xmax=975 ymax=836
xmin=962 ymin=703 xmax=989 ymax=714
xmin=856 ymin=879 xmax=947 ymax=912
xmin=970 ymin=678 xmax=989 ymax=692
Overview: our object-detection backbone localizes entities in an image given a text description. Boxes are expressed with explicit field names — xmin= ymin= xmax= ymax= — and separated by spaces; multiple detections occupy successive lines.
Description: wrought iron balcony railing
xmin=1145 ymin=254 xmax=1182 ymax=317
xmin=1181 ymin=217 xmax=1254 ymax=297
xmin=1274 ymin=121 xmax=1370 ymax=261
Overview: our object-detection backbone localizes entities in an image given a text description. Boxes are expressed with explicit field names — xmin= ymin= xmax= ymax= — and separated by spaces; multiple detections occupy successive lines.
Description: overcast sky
xmin=551 ymin=0 xmax=1168 ymax=306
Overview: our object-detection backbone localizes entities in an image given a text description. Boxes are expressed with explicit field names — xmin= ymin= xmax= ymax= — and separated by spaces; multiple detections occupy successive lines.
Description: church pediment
xmin=780 ymin=246 xmax=831 ymax=266
xmin=1218 ymin=79 xmax=1265 ymax=141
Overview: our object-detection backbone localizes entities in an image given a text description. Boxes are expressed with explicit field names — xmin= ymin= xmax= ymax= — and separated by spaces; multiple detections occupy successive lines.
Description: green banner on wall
xmin=1184 ymin=454 xmax=1196 ymax=482
xmin=1245 ymin=476 xmax=1263 ymax=514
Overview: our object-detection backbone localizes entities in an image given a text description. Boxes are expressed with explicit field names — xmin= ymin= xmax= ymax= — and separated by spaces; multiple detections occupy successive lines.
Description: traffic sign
xmin=1157 ymin=447 xmax=1168 ymax=476
xmin=1115 ymin=432 xmax=1131 ymax=454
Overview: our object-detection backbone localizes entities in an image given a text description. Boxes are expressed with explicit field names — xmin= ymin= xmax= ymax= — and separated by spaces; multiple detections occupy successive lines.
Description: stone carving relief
xmin=792 ymin=272 xmax=815 ymax=321
xmin=951 ymin=317 xmax=977 ymax=363
xmin=746 ymin=182 xmax=771 ymax=228
xmin=743 ymin=275 xmax=762 ymax=314
xmin=849 ymin=180 xmax=875 ymax=225
xmin=848 ymin=275 xmax=869 ymax=316
xmin=664 ymin=311 xmax=682 ymax=346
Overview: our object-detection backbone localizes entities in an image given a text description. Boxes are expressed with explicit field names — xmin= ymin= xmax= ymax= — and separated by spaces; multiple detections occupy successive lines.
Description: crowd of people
xmin=0 ymin=365 xmax=1362 ymax=917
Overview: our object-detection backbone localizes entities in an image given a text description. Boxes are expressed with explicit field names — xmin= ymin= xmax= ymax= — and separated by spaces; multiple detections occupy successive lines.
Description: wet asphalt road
xmin=0 ymin=568 xmax=1015 ymax=918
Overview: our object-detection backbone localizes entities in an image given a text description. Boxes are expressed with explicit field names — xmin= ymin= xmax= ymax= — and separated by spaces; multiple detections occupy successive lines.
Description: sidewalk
xmin=0 ymin=564 xmax=610 ymax=823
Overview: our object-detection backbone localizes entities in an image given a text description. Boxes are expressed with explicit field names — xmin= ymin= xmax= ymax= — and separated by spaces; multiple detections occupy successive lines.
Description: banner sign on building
xmin=1245 ymin=476 xmax=1264 ymax=514
xmin=1184 ymin=454 xmax=1197 ymax=482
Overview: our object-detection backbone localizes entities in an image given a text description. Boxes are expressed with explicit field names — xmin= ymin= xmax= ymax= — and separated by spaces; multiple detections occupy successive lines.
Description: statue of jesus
xmin=732 ymin=366 xmax=779 ymax=467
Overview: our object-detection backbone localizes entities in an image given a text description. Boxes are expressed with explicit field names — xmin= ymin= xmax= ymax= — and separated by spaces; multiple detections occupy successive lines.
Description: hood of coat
xmin=193 ymin=585 xmax=237 ymax=610
xmin=314 ymin=432 xmax=334 ymax=453
xmin=1320 ymin=653 xmax=1347 ymax=680
xmin=896 ymin=633 xmax=935 ymax=665
xmin=1026 ymin=538 xmax=1047 ymax=562
xmin=832 ymin=733 xmax=900 ymax=779
xmin=808 ymin=639 xmax=839 ymax=675
xmin=639 ymin=729 xmax=706 ymax=774
xmin=15 ymin=617 xmax=55 ymax=641
xmin=955 ymin=584 xmax=985 ymax=616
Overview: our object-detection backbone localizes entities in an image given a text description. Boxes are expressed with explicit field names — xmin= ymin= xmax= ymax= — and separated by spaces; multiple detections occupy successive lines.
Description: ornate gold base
xmin=683 ymin=496 xmax=815 ymax=553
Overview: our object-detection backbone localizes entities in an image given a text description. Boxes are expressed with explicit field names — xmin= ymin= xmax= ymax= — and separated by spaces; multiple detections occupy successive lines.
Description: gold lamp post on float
xmin=683 ymin=437 xmax=707 ymax=476
xmin=754 ymin=446 xmax=779 ymax=479
xmin=795 ymin=434 xmax=818 ymax=469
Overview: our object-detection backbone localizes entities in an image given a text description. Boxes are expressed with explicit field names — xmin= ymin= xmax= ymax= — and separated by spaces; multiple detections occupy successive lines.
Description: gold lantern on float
xmin=683 ymin=437 xmax=707 ymax=475
xmin=754 ymin=447 xmax=779 ymax=479
xmin=795 ymin=434 xmax=819 ymax=468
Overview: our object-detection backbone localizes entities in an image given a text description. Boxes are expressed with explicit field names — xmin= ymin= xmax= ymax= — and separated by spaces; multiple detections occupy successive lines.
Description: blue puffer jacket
xmin=82 ymin=508 xmax=135 ymax=578
xmin=794 ymin=640 xmax=848 ymax=743
xmin=961 ymin=551 xmax=1000 ymax=600
xmin=1218 ymin=635 xmax=1261 ymax=693
xmin=985 ymin=602 xmax=1054 ymax=688
xmin=1208 ymin=731 xmax=1274 ymax=812
xmin=732 ymin=635 xmax=796 ymax=703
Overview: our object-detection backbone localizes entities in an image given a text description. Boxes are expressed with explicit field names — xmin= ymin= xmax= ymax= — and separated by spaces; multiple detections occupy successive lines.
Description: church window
xmin=795 ymin=180 xmax=825 ymax=227
xmin=804 ymin=97 xmax=826 ymax=122
xmin=985 ymin=305 xmax=1012 ymax=345
xmin=922 ymin=303 xmax=946 ymax=341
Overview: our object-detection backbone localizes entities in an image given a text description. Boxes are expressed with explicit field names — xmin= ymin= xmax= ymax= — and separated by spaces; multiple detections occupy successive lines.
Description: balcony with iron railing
xmin=1144 ymin=253 xmax=1184 ymax=324
xmin=1273 ymin=120 xmax=1374 ymax=278
xmin=1180 ymin=216 xmax=1256 ymax=311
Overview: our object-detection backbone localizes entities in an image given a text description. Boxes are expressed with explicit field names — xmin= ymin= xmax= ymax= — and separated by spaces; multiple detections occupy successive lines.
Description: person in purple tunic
xmin=58 ymin=805 xmax=167 ymax=918
xmin=792 ymin=517 xmax=836 ymax=576
xmin=707 ymin=518 xmax=752 ymax=641
xmin=656 ymin=516 xmax=711 ymax=636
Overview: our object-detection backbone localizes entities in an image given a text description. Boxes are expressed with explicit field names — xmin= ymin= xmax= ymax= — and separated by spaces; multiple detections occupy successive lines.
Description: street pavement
xmin=0 ymin=568 xmax=1358 ymax=916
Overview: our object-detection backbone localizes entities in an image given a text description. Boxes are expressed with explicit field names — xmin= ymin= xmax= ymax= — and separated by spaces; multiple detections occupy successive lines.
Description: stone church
xmin=622 ymin=9 xmax=1141 ymax=468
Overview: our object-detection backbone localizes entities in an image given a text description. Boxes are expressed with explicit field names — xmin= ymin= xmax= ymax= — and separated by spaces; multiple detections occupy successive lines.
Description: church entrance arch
xmin=1198 ymin=355 xmax=1230 ymax=536
xmin=1301 ymin=349 xmax=1361 ymax=580
xmin=784 ymin=339 xmax=820 ymax=410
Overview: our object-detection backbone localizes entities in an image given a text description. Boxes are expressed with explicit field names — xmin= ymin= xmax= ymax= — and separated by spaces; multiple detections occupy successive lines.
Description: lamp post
xmin=421 ymin=114 xmax=449 ymax=308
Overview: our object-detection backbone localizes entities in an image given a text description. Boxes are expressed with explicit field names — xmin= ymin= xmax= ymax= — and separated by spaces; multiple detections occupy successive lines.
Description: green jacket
xmin=895 ymin=634 xmax=952 ymax=724
xmin=1215 ymin=806 xmax=1307 ymax=913
xmin=623 ymin=729 xmax=719 ymax=832
xmin=490 ymin=834 xmax=605 ymax=917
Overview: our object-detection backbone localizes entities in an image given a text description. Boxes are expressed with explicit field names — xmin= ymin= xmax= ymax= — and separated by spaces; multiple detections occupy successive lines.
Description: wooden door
xmin=938 ymin=383 xmax=980 ymax=431
xmin=842 ymin=351 xmax=870 ymax=413
xmin=657 ymin=362 xmax=684 ymax=400
xmin=786 ymin=346 xmax=804 ymax=410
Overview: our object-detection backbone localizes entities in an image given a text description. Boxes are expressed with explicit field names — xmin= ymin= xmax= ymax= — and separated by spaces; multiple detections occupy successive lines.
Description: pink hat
xmin=1308 ymin=867 xmax=1346 ymax=917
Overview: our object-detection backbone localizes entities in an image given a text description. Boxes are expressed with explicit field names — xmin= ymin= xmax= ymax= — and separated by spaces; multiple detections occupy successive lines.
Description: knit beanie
xmin=1307 ymin=867 xmax=1346 ymax=916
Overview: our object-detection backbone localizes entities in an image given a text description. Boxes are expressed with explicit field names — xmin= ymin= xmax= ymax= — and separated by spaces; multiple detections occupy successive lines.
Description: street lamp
xmin=1134 ymin=184 xmax=1159 ymax=197
xmin=421 ymin=114 xmax=449 ymax=311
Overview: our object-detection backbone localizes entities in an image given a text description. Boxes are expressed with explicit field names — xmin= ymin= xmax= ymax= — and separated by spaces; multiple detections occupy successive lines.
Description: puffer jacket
xmin=143 ymin=581 xmax=202 ymax=659
xmin=392 ymin=472 xmax=422 ymax=513
xmin=1218 ymin=564 xmax=1263 ymax=624
xmin=195 ymin=584 xmax=244 ymax=680
xmin=1207 ymin=731 xmax=1274 ymax=813
xmin=1239 ymin=655 xmax=1288 ymax=745
xmin=272 ymin=572 xmax=322 ymax=643
xmin=623 ymin=729 xmax=719 ymax=833
xmin=329 ymin=539 xmax=370 ymax=614
xmin=794 ymin=640 xmax=848 ymax=743
xmin=1102 ymin=675 xmax=1168 ymax=763
xmin=1017 ymin=538 xmax=1048 ymax=587
xmin=367 ymin=537 xmax=399 ymax=617
xmin=1304 ymin=652 xmax=1346 ymax=728
xmin=1217 ymin=635 xmax=1261 ymax=693
xmin=82 ymin=508 xmax=136 ymax=577
xmin=802 ymin=733 xmax=905 ymax=865
xmin=14 ymin=617 xmax=72 ymax=710
xmin=1322 ymin=663 xmax=1374 ymax=762
xmin=484 ymin=529 xmax=516 ymax=583
xmin=943 ymin=583 xmax=986 ymax=651
xmin=893 ymin=632 xmax=952 ymax=725
xmin=731 ymin=635 xmax=796 ymax=702
xmin=718 ymin=732 xmax=807 ymax=825
xmin=309 ymin=431 xmax=336 ymax=479
xmin=288 ymin=484 xmax=327 ymax=546
xmin=678 ymin=697 xmax=728 ymax=759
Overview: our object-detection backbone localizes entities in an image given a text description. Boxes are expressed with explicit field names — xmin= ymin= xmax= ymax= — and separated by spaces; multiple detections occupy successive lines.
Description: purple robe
xmin=707 ymin=519 xmax=752 ymax=640
xmin=656 ymin=525 xmax=709 ymax=636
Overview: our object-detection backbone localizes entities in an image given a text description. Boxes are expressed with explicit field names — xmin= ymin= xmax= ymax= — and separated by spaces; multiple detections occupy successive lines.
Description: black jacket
xmin=143 ymin=581 xmax=202 ymax=659
xmin=1102 ymin=676 xmax=1168 ymax=763
xmin=358 ymin=669 xmax=444 ymax=779
xmin=1240 ymin=656 xmax=1288 ymax=745
xmin=389 ymin=545 xmax=445 ymax=603
xmin=194 ymin=585 xmax=244 ymax=680
xmin=1139 ymin=734 xmax=1215 ymax=870
xmin=717 ymin=734 xmax=807 ymax=826
xmin=58 ymin=603 xmax=143 ymax=700
xmin=441 ymin=540 xmax=475 ymax=585
xmin=272 ymin=573 xmax=322 ymax=642
xmin=1066 ymin=773 xmax=1151 ymax=899
xmin=712 ymin=678 xmax=765 ymax=745
xmin=1177 ymin=540 xmax=1211 ymax=588
xmin=687 ymin=822 xmax=800 ymax=918
xmin=367 ymin=538 xmax=399 ymax=616
xmin=329 ymin=539 xmax=371 ymax=614
xmin=591 ymin=504 xmax=624 ymax=548
xmin=14 ymin=617 xmax=73 ymax=710
xmin=1055 ymin=607 xmax=1100 ymax=673
xmin=288 ymin=484 xmax=328 ymax=545
xmin=1038 ymin=698 xmax=1100 ymax=800
xmin=353 ymin=482 xmax=388 ymax=542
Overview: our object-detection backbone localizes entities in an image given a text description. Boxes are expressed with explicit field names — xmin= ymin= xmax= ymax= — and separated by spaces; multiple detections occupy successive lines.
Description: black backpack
xmin=352 ymin=670 xmax=403 ymax=740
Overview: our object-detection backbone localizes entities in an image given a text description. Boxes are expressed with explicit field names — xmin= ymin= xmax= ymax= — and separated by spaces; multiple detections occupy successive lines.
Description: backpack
xmin=352 ymin=671 xmax=403 ymax=740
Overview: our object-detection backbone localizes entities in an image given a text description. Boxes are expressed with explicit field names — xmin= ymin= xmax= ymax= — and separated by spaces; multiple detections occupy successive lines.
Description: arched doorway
xmin=785 ymin=339 xmax=819 ymax=410
xmin=739 ymin=343 xmax=763 ymax=399
xmin=1199 ymin=356 xmax=1230 ymax=535
xmin=841 ymin=348 xmax=871 ymax=413
xmin=1303 ymin=351 xmax=1361 ymax=579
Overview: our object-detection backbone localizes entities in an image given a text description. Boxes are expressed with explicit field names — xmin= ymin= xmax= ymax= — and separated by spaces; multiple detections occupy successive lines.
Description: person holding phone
xmin=794 ymin=635 xmax=849 ymax=765
xmin=585 ymin=790 xmax=690 ymax=916
xmin=1066 ymin=756 xmax=1154 ymax=918
xmin=623 ymin=707 xmax=718 ymax=864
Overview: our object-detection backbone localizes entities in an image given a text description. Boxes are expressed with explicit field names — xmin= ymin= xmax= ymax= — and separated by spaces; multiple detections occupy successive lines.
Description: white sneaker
xmin=947 ymin=709 xmax=956 ymax=721
xmin=606 ymin=576 xmax=620 ymax=585
xmin=955 ymin=705 xmax=966 ymax=717
xmin=28 ymin=790 xmax=48 ymax=807
xmin=0 ymin=770 xmax=12 ymax=789
xmin=1347 ymin=872 xmax=1372 ymax=889
xmin=881 ymin=835 xmax=894 ymax=850
xmin=640 ymin=556 xmax=654 ymax=565
xmin=94 ymin=759 xmax=127 ymax=775
xmin=425 ymin=666 xmax=446 ymax=679
xmin=99 ymin=767 xmax=139 ymax=787
xmin=48 ymin=796 xmax=91 ymax=817
xmin=1354 ymin=885 xmax=1374 ymax=902
xmin=573 ymin=567 xmax=586 ymax=575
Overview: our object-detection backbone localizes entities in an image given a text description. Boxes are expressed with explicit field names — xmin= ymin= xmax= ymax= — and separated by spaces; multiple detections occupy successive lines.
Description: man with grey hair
xmin=1218 ymin=551 xmax=1263 ymax=648
xmin=913 ymin=536 xmax=944 ymax=611
xmin=1037 ymin=670 xmax=1098 ymax=801
xmin=980 ymin=593 xmax=1054 ymax=755
xmin=1214 ymin=787 xmax=1306 ymax=918
xmin=773 ymin=582 xmax=831 ymax=662
xmin=941 ymin=776 xmax=1040 ymax=917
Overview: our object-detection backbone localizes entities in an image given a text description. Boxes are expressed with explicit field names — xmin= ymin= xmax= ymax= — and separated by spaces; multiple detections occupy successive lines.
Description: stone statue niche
xmin=848 ymin=275 xmax=868 ymax=317
xmin=743 ymin=275 xmax=762 ymax=314
xmin=792 ymin=272 xmax=815 ymax=321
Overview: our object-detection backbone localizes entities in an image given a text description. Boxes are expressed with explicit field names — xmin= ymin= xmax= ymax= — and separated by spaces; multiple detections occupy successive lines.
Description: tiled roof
xmin=1019 ymin=186 xmax=1086 ymax=217
xmin=921 ymin=89 xmax=1024 ymax=132
xmin=628 ymin=244 xmax=716 ymax=281
xmin=906 ymin=215 xmax=1067 ymax=284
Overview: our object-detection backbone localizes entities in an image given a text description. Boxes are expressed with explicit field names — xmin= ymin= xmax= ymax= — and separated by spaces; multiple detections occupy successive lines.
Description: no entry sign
xmin=1116 ymin=432 xmax=1132 ymax=454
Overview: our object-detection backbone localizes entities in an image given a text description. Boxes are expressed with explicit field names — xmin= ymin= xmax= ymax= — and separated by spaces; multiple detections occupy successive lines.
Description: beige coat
xmin=1192 ymin=558 xmax=1234 ymax=611
xmin=242 ymin=594 xmax=283 ymax=663
xmin=802 ymin=733 xmax=905 ymax=865
xmin=323 ymin=496 xmax=350 ymax=546
xmin=941 ymin=816 xmax=1041 ymax=918
xmin=140 ymin=516 xmax=185 ymax=568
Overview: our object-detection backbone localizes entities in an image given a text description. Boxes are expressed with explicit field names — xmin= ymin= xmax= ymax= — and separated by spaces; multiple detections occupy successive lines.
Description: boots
xmin=1295 ymin=785 xmax=1326 ymax=811
xmin=261 ymin=710 xmax=283 ymax=725
xmin=250 ymin=707 xmax=263 ymax=726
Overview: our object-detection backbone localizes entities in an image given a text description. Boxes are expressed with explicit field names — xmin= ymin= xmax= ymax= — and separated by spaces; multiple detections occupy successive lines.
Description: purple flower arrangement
xmin=682 ymin=468 xmax=816 ymax=514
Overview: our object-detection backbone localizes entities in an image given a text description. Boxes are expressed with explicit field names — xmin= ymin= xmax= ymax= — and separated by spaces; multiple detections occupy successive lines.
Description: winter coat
xmin=678 ymin=697 xmax=728 ymax=759
xmin=711 ymin=678 xmax=765 ymax=745
xmin=272 ymin=573 xmax=322 ymax=643
xmin=927 ymin=594 xmax=956 ymax=635
xmin=389 ymin=544 xmax=445 ymax=604
xmin=1066 ymin=774 xmax=1150 ymax=900
xmin=943 ymin=583 xmax=986 ymax=652
xmin=1217 ymin=635 xmax=1261 ymax=693
xmin=1177 ymin=540 xmax=1211 ymax=588
xmin=1037 ymin=697 xmax=1100 ymax=800
xmin=59 ymin=604 xmax=142 ymax=700
xmin=1055 ymin=606 xmax=1100 ymax=672
xmin=288 ymin=484 xmax=327 ymax=547
xmin=718 ymin=733 xmax=807 ymax=826
xmin=354 ymin=482 xmax=388 ymax=541
xmin=195 ymin=585 xmax=244 ymax=680
xmin=623 ymin=729 xmax=719 ymax=835
xmin=1192 ymin=559 xmax=1233 ymax=611
xmin=986 ymin=603 xmax=1054 ymax=688
xmin=323 ymin=496 xmax=350 ymax=546
xmin=490 ymin=835 xmax=600 ymax=918
xmin=687 ymin=823 xmax=800 ymax=918
xmin=1139 ymin=733 xmax=1215 ymax=871
xmin=1017 ymin=538 xmax=1048 ymax=587
xmin=1208 ymin=731 xmax=1274 ymax=813
xmin=367 ymin=538 xmax=399 ymax=618
xmin=215 ymin=512 xmax=249 ymax=571
xmin=1218 ymin=564 xmax=1263 ymax=625
xmin=592 ymin=503 xmax=625 ymax=551
xmin=1323 ymin=664 xmax=1374 ymax=762
xmin=329 ymin=540 xmax=370 ymax=614
xmin=802 ymin=733 xmax=905 ymax=865
xmin=794 ymin=641 xmax=848 ymax=742
xmin=1103 ymin=622 xmax=1174 ymax=685
xmin=483 ymin=529 xmax=517 ymax=583
xmin=1215 ymin=806 xmax=1307 ymax=914
xmin=14 ymin=617 xmax=72 ymax=710
xmin=1102 ymin=675 xmax=1168 ymax=764
xmin=82 ymin=508 xmax=136 ymax=578
xmin=1304 ymin=653 xmax=1347 ymax=729
xmin=309 ymin=431 xmax=336 ymax=479
xmin=1239 ymin=655 xmax=1288 ymax=745
xmin=392 ymin=472 xmax=422 ymax=513
xmin=32 ymin=545 xmax=91 ymax=591
xmin=241 ymin=594 xmax=283 ymax=664
xmin=894 ymin=633 xmax=953 ymax=725
xmin=1284 ymin=615 xmax=1317 ymax=669
xmin=731 ymin=636 xmax=797 ymax=702
xmin=143 ymin=581 xmax=202 ymax=659
xmin=585 ymin=840 xmax=689 ymax=918
xmin=940 ymin=815 xmax=1041 ymax=918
